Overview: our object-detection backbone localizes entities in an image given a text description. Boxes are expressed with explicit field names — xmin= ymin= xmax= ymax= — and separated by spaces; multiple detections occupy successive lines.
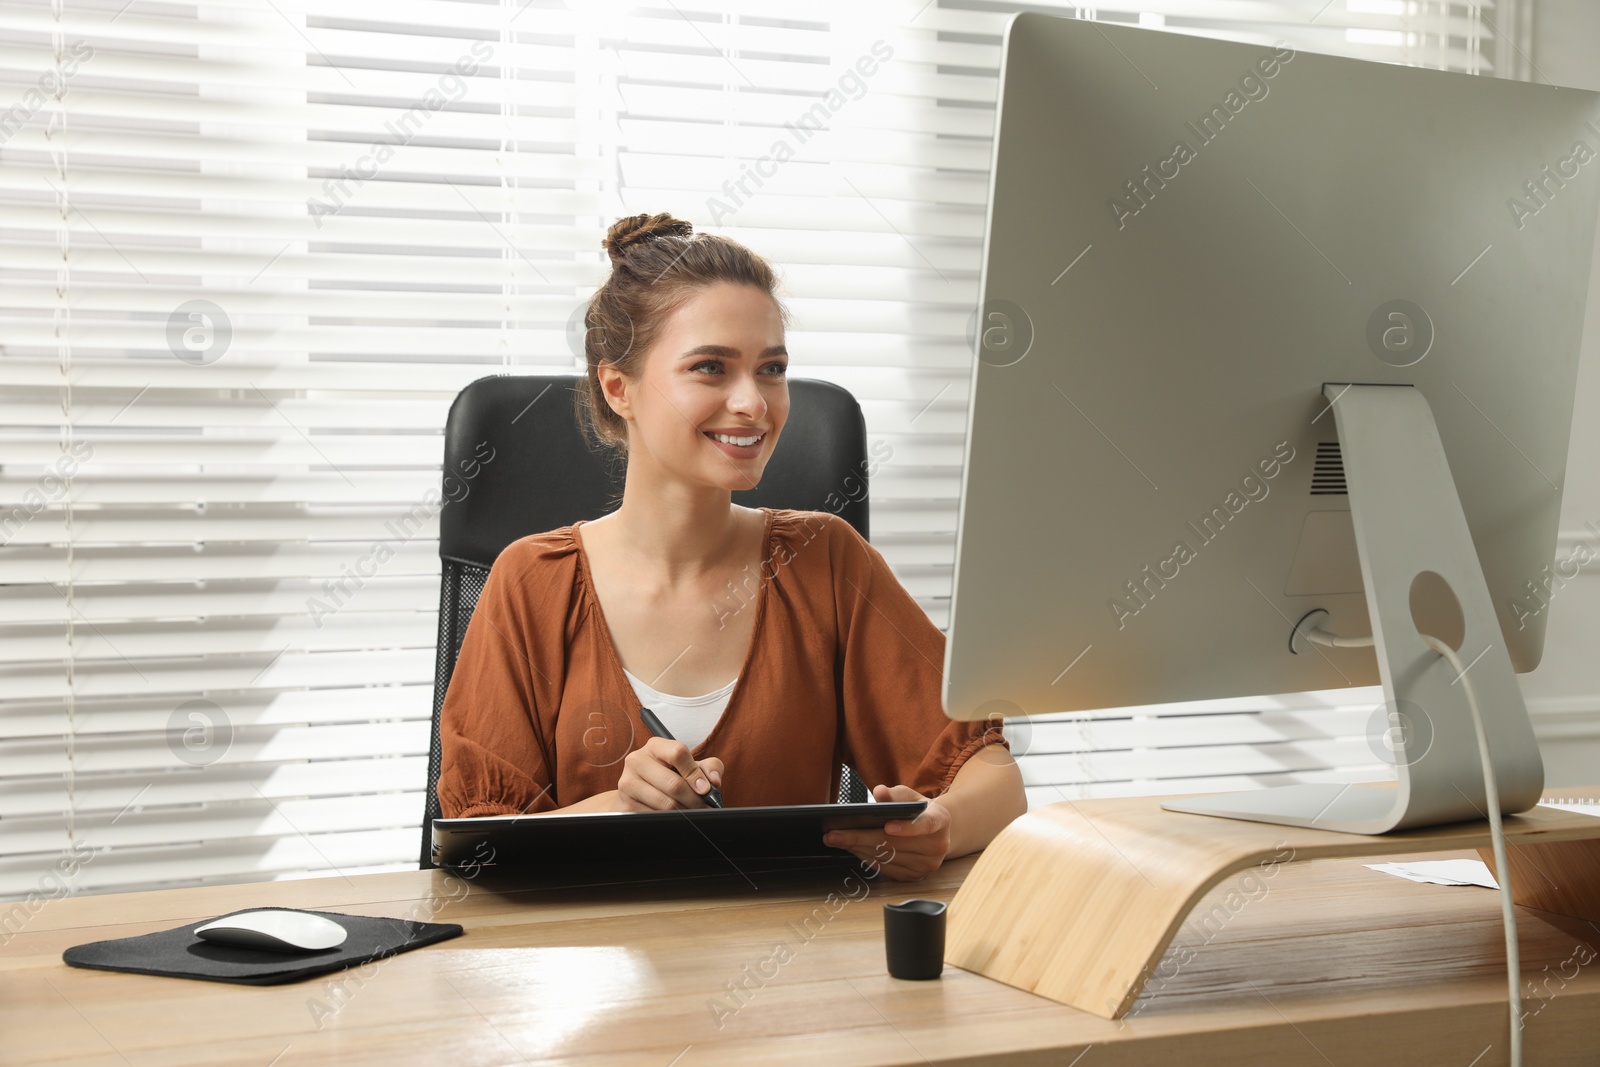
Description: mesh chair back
xmin=420 ymin=375 xmax=872 ymax=868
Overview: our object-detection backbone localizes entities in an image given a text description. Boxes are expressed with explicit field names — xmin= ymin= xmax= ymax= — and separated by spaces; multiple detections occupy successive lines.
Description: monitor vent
xmin=1312 ymin=442 xmax=1347 ymax=495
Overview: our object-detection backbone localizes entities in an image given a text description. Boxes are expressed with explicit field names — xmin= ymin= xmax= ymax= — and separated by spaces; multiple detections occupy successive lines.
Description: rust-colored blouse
xmin=437 ymin=507 xmax=1007 ymax=818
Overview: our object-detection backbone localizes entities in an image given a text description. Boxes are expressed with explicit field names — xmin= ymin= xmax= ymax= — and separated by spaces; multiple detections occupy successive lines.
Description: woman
xmin=437 ymin=212 xmax=1026 ymax=880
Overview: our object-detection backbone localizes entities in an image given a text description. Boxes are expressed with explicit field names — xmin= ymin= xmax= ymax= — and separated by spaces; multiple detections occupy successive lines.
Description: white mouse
xmin=194 ymin=909 xmax=348 ymax=953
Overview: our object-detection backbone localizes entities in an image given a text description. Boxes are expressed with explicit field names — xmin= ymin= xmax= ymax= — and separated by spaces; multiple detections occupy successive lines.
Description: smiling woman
xmin=434 ymin=212 xmax=1026 ymax=880
xmin=573 ymin=212 xmax=792 ymax=466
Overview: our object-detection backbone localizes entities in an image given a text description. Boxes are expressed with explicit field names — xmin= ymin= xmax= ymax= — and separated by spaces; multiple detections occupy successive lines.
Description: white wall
xmin=1517 ymin=0 xmax=1600 ymax=787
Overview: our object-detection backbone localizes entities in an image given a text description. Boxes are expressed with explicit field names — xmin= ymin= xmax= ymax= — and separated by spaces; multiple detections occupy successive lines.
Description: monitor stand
xmin=1161 ymin=383 xmax=1544 ymax=834
xmin=944 ymin=792 xmax=1600 ymax=1019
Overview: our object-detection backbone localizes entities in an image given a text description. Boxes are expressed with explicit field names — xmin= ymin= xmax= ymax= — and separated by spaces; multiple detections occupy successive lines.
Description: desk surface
xmin=4 ymin=810 xmax=1599 ymax=1066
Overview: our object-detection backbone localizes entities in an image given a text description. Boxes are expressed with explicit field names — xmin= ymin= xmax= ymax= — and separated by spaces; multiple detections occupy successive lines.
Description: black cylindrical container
xmin=883 ymin=899 xmax=946 ymax=980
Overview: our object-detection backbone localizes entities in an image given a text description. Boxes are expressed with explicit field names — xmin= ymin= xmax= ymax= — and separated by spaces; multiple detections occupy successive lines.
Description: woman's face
xmin=604 ymin=281 xmax=789 ymax=492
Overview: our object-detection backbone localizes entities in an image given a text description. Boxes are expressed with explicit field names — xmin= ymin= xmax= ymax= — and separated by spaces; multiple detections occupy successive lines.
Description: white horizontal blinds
xmin=1012 ymin=690 xmax=1409 ymax=810
xmin=0 ymin=0 xmax=1510 ymax=902
xmin=0 ymin=0 xmax=571 ymax=899
xmin=3 ymin=1 xmax=75 ymax=903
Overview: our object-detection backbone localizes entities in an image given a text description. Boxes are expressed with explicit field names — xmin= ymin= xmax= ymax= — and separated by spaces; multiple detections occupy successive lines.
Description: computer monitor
xmin=943 ymin=13 xmax=1600 ymax=833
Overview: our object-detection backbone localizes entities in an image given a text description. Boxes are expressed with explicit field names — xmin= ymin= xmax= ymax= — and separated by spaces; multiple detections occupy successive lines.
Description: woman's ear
xmin=596 ymin=362 xmax=633 ymax=422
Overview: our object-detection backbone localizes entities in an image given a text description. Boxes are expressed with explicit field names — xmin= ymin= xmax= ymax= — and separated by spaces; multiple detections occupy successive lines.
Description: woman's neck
xmin=592 ymin=479 xmax=752 ymax=585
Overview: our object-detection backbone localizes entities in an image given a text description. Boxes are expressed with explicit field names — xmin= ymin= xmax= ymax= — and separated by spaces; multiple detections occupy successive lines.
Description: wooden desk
xmin=4 ymin=829 xmax=1598 ymax=1065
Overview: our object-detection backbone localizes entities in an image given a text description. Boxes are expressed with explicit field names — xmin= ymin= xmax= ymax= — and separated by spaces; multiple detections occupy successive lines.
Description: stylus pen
xmin=636 ymin=706 xmax=724 ymax=808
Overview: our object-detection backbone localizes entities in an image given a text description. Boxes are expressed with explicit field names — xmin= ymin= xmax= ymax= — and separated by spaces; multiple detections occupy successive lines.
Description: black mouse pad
xmin=63 ymin=908 xmax=464 ymax=986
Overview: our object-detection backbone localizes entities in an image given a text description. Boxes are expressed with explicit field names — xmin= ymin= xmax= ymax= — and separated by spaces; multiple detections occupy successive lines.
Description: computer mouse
xmin=193 ymin=909 xmax=348 ymax=953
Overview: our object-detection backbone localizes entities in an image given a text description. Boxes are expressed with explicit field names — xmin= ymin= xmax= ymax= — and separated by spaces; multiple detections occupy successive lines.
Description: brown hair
xmin=575 ymin=212 xmax=790 ymax=455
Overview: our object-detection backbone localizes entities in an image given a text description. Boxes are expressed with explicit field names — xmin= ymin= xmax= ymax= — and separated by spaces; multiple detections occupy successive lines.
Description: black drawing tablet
xmin=431 ymin=801 xmax=927 ymax=870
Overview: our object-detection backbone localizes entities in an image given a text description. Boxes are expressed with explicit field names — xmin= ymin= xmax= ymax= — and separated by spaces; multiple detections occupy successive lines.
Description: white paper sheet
xmin=1537 ymin=801 xmax=1600 ymax=817
xmin=1365 ymin=859 xmax=1499 ymax=888
xmin=1366 ymin=803 xmax=1596 ymax=888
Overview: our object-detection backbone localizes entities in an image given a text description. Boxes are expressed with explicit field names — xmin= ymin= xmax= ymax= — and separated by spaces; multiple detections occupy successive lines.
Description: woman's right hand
xmin=613 ymin=736 xmax=724 ymax=811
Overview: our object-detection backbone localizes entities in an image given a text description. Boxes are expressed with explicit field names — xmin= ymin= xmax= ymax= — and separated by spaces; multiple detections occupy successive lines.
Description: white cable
xmin=1424 ymin=635 xmax=1523 ymax=1067
xmin=1305 ymin=625 xmax=1522 ymax=1067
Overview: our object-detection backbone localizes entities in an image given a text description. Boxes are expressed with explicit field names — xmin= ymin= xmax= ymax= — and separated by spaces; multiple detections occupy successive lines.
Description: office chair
xmin=418 ymin=374 xmax=874 ymax=868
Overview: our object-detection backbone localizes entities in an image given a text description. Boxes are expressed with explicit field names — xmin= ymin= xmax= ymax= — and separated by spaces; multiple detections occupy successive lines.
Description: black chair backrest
xmin=420 ymin=374 xmax=871 ymax=867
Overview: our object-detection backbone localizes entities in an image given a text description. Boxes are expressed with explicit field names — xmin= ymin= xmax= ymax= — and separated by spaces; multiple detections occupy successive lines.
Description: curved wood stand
xmin=944 ymin=792 xmax=1600 ymax=1019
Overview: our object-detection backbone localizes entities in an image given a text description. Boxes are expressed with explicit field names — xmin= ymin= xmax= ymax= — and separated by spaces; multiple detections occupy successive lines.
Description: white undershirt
xmin=622 ymin=667 xmax=736 ymax=752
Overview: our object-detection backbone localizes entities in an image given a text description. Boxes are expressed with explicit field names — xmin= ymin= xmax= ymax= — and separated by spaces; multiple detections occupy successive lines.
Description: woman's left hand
xmin=823 ymin=784 xmax=951 ymax=881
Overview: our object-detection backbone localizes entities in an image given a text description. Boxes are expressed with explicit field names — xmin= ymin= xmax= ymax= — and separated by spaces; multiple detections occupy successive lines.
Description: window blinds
xmin=0 ymin=0 xmax=1512 ymax=897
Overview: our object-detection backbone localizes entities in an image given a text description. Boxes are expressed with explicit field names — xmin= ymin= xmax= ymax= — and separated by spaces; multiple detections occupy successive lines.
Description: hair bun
xmin=603 ymin=212 xmax=693 ymax=263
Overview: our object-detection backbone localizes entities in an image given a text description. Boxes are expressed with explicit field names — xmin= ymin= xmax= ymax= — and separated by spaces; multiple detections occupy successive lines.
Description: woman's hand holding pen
xmin=823 ymin=784 xmax=951 ymax=881
xmin=613 ymin=736 xmax=725 ymax=812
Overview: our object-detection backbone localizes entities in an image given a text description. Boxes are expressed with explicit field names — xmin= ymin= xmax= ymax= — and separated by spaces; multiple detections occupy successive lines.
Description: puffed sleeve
xmin=436 ymin=539 xmax=561 ymax=818
xmin=829 ymin=516 xmax=1008 ymax=798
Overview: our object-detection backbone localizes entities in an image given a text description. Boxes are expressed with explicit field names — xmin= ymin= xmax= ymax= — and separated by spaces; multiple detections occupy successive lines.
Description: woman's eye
xmin=689 ymin=360 xmax=785 ymax=376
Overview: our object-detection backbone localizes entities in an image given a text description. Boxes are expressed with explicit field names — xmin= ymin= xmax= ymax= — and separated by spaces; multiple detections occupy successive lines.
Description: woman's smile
xmin=702 ymin=429 xmax=767 ymax=457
